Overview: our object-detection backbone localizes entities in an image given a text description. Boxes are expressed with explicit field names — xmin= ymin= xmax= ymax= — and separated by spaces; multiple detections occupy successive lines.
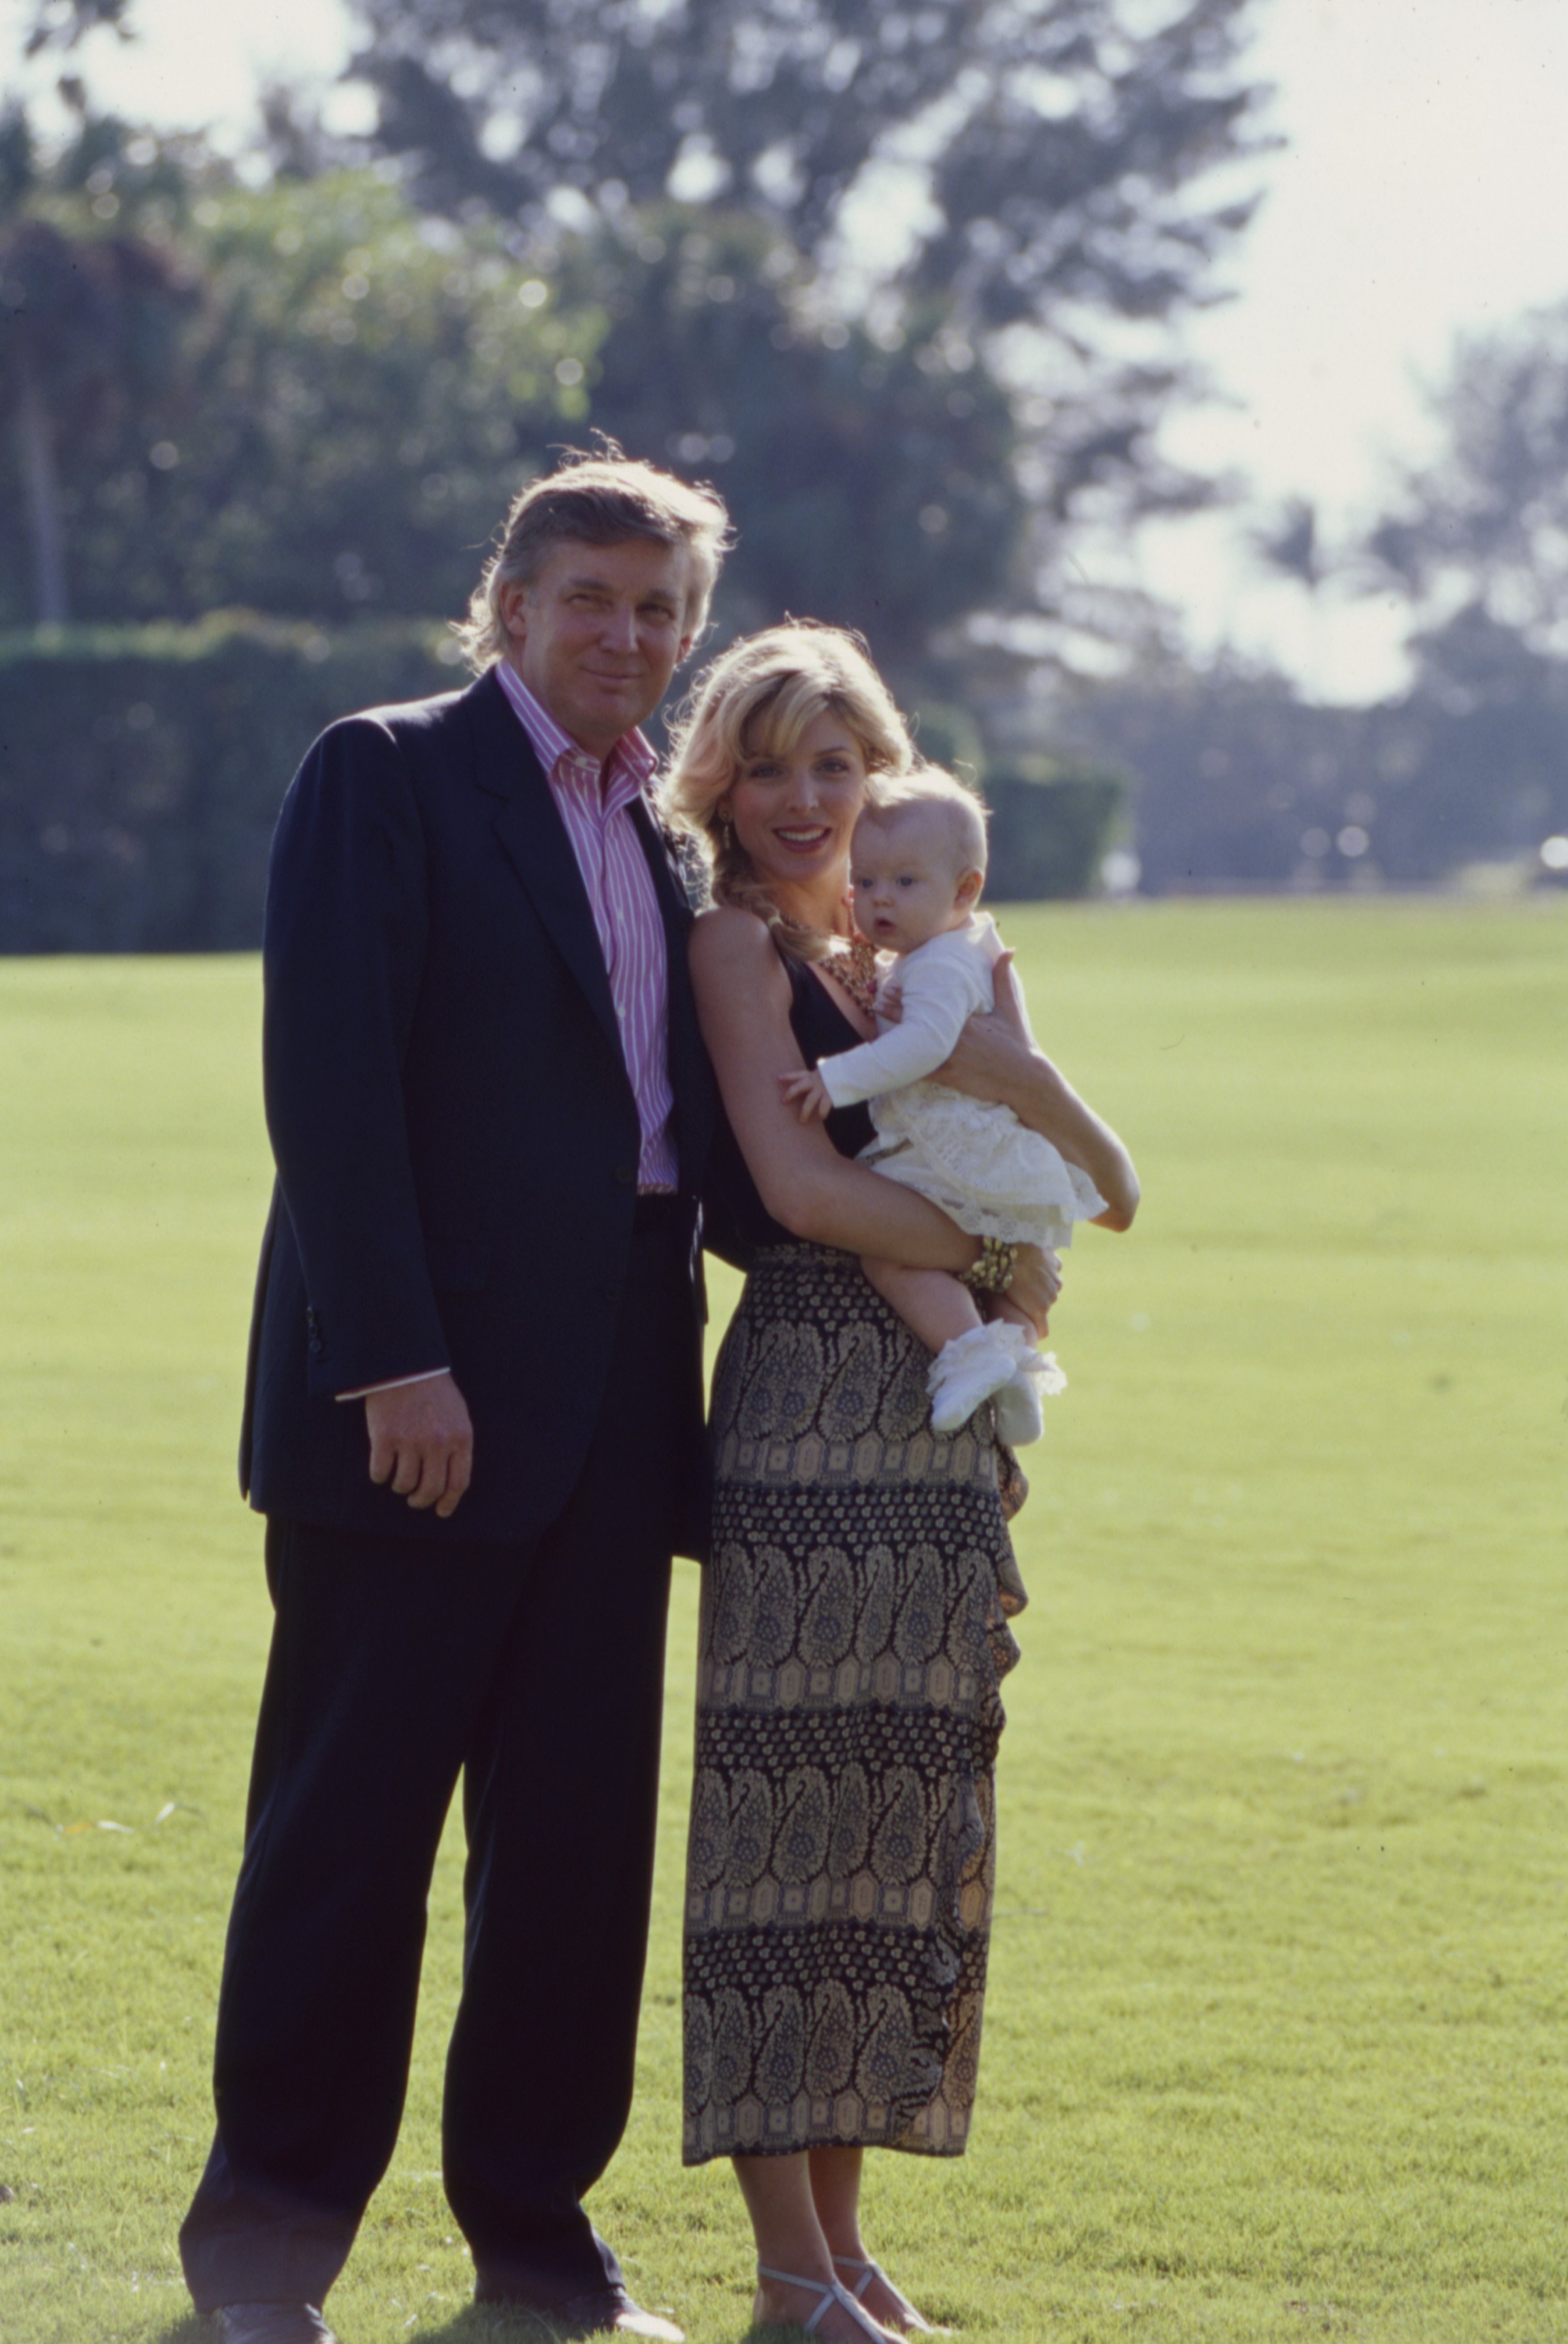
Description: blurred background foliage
xmin=3 ymin=0 xmax=1568 ymax=946
xmin=0 ymin=614 xmax=451 ymax=948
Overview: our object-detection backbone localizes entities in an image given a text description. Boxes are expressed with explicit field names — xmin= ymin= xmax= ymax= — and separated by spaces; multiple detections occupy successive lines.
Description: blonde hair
xmin=662 ymin=623 xmax=915 ymax=961
xmin=857 ymin=763 xmax=989 ymax=882
xmin=456 ymin=447 xmax=733 ymax=671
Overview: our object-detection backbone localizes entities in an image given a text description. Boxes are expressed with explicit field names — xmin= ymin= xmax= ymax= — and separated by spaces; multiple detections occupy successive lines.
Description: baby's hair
xmin=858 ymin=763 xmax=989 ymax=882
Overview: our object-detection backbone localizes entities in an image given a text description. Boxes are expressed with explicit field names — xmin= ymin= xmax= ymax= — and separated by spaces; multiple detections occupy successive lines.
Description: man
xmin=180 ymin=453 xmax=733 ymax=2344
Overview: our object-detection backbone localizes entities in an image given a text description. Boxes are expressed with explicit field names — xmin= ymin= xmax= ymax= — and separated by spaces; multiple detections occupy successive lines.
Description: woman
xmin=664 ymin=625 xmax=1138 ymax=2340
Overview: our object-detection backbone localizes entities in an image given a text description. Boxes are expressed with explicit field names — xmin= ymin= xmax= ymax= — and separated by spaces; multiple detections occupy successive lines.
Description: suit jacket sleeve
xmin=263 ymin=713 xmax=449 ymax=1398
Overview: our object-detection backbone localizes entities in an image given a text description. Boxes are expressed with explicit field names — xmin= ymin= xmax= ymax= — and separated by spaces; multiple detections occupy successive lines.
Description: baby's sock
xmin=928 ymin=1322 xmax=1030 ymax=1434
xmin=993 ymin=1349 xmax=1067 ymax=1447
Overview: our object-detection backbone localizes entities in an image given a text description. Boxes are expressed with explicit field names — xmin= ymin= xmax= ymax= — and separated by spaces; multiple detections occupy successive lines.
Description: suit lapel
xmin=630 ymin=797 xmax=715 ymax=1198
xmin=465 ymin=670 xmax=622 ymax=1061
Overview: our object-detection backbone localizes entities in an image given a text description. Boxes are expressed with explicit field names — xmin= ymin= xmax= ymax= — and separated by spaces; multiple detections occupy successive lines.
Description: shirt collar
xmin=493 ymin=660 xmax=656 ymax=805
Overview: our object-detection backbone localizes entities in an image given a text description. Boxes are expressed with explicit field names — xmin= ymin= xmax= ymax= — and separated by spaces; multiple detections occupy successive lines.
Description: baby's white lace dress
xmin=817 ymin=912 xmax=1108 ymax=1251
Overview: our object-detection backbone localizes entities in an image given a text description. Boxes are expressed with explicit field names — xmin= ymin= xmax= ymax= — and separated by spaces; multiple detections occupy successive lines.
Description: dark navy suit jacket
xmin=239 ymin=666 xmax=718 ymax=1550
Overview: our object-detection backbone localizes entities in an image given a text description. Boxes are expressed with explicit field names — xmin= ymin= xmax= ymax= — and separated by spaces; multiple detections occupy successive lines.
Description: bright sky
xmin=1136 ymin=0 xmax=1568 ymax=699
xmin=7 ymin=0 xmax=1568 ymax=703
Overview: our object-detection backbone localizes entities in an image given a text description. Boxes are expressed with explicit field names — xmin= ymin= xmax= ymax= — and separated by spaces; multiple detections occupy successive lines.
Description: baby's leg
xmin=861 ymin=1259 xmax=981 ymax=1353
xmin=863 ymin=1259 xmax=1027 ymax=1436
xmin=992 ymin=1293 xmax=1043 ymax=1343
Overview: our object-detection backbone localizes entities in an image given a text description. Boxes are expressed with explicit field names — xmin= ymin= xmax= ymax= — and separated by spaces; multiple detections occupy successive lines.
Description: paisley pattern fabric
xmin=682 ymin=1241 xmax=1028 ymax=2165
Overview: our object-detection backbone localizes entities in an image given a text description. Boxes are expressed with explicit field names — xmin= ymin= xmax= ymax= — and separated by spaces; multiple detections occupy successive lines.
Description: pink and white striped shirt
xmin=494 ymin=660 xmax=678 ymax=1193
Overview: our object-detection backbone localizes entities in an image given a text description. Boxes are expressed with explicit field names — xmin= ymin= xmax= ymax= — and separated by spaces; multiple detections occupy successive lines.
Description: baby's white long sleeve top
xmin=818 ymin=914 xmax=1004 ymax=1108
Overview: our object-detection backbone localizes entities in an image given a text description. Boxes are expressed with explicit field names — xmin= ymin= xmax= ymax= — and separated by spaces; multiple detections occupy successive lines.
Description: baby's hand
xmin=779 ymin=1067 xmax=833 ymax=1123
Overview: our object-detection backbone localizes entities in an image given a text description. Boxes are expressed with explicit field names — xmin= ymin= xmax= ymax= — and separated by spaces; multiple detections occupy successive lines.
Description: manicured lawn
xmin=2 ymin=898 xmax=1565 ymax=2342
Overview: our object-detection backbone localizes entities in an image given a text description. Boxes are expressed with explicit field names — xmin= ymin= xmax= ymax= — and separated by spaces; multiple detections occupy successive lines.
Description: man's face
xmin=498 ymin=536 xmax=696 ymax=757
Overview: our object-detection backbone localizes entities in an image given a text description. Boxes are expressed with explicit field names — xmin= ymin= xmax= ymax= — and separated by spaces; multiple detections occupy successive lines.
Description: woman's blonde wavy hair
xmin=660 ymin=622 xmax=915 ymax=963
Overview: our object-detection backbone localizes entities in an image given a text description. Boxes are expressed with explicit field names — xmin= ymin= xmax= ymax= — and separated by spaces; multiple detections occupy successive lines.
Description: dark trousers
xmin=182 ymin=1215 xmax=695 ymax=2312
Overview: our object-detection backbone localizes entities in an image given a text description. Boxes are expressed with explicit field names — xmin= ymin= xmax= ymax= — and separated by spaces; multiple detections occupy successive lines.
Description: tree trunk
xmin=16 ymin=341 xmax=70 ymax=626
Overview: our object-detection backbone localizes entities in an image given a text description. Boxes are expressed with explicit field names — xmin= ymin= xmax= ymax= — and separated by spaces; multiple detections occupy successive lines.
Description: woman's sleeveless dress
xmin=682 ymin=958 xmax=1029 ymax=2165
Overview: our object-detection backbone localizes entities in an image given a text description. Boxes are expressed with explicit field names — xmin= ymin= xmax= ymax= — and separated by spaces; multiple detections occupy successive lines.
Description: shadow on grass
xmin=148 ymin=2316 xmax=581 ymax=2344
xmin=419 ymin=2316 xmax=575 ymax=2343
xmin=415 ymin=2316 xmax=803 ymax=2344
xmin=146 ymin=2303 xmax=794 ymax=2344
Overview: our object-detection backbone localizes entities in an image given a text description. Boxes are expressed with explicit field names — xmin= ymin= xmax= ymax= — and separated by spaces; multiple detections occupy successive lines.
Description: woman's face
xmin=723 ymin=708 xmax=871 ymax=893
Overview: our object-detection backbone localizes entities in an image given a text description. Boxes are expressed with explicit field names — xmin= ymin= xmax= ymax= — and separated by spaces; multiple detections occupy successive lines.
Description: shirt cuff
xmin=819 ymin=1054 xmax=869 ymax=1108
xmin=335 ymin=1366 xmax=450 ymax=1402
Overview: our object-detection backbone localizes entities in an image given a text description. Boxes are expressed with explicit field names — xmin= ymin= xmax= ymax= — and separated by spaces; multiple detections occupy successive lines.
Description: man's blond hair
xmin=456 ymin=449 xmax=733 ymax=671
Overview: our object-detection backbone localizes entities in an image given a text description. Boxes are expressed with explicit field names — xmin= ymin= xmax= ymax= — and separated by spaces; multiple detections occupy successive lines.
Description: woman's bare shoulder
xmin=690 ymin=903 xmax=782 ymax=980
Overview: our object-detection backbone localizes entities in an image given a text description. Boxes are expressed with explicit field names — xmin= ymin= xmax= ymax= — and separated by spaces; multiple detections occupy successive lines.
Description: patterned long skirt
xmin=682 ymin=1242 xmax=1029 ymax=2165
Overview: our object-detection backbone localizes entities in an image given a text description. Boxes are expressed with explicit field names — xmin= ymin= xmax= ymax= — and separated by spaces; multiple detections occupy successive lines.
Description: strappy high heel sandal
xmin=831 ymin=2255 xmax=948 ymax=2336
xmin=756 ymin=2262 xmax=891 ymax=2341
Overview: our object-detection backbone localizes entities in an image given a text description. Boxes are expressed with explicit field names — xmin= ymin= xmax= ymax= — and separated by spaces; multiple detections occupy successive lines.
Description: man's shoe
xmin=214 ymin=2305 xmax=337 ymax=2344
xmin=557 ymin=2287 xmax=684 ymax=2341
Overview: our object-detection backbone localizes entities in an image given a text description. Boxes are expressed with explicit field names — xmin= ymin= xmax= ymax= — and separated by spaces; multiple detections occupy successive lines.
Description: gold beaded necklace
xmin=820 ymin=930 xmax=882 ymax=1019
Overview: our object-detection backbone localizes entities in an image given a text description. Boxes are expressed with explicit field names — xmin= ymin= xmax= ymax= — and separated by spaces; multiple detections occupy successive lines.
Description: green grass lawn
xmin=2 ymin=898 xmax=1565 ymax=2344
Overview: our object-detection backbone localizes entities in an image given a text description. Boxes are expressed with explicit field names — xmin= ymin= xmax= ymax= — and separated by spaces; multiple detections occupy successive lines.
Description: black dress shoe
xmin=214 ymin=2305 xmax=337 ymax=2344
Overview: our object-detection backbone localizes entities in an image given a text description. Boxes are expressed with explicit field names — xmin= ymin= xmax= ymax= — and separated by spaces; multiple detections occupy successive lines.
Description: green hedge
xmin=0 ymin=624 xmax=1127 ymax=950
xmin=982 ymin=756 xmax=1127 ymax=901
xmin=0 ymin=616 xmax=457 ymax=951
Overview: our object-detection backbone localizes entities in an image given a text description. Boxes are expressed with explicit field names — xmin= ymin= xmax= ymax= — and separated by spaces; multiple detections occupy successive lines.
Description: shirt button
xmin=604 ymin=1281 xmax=620 ymax=1302
xmin=616 ymin=1164 xmax=635 ymax=1185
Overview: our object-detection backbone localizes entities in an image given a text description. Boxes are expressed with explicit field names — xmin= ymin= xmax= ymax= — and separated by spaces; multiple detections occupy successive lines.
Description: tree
xmin=0 ymin=112 xmax=601 ymax=628
xmin=344 ymin=0 xmax=1269 ymax=677
xmin=16 ymin=3 xmax=1271 ymax=696
xmin=559 ymin=205 xmax=1023 ymax=684
xmin=21 ymin=0 xmax=133 ymax=53
xmin=1 ymin=107 xmax=196 ymax=622
xmin=122 ymin=174 xmax=600 ymax=625
xmin=1367 ymin=301 xmax=1568 ymax=658
xmin=1361 ymin=302 xmax=1568 ymax=860
xmin=346 ymin=0 xmax=1262 ymax=325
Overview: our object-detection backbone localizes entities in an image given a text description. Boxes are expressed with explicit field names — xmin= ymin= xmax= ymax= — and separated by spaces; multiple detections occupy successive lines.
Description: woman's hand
xmin=1006 ymin=1243 xmax=1061 ymax=1336
xmin=931 ymin=952 xmax=1042 ymax=1106
xmin=935 ymin=952 xmax=1142 ymax=1228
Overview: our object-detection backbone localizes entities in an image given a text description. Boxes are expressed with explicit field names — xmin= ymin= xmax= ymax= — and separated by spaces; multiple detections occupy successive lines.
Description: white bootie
xmin=993 ymin=1348 xmax=1067 ymax=1447
xmin=928 ymin=1322 xmax=1032 ymax=1434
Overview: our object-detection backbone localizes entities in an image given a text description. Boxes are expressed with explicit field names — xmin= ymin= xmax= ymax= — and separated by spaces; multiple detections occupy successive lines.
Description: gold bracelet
xmin=958 ymin=1236 xmax=1017 ymax=1294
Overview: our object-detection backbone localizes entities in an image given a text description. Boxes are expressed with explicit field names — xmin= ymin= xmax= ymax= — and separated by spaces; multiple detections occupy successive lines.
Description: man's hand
xmin=779 ymin=1067 xmax=833 ymax=1123
xmin=364 ymin=1372 xmax=473 ymax=1517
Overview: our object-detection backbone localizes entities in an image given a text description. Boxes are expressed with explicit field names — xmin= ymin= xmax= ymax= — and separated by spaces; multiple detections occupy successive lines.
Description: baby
xmin=780 ymin=765 xmax=1107 ymax=1443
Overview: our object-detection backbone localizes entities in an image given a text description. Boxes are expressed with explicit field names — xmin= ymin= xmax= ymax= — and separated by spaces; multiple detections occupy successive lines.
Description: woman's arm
xmin=935 ymin=956 xmax=1142 ymax=1230
xmin=694 ymin=909 xmax=1064 ymax=1322
xmin=691 ymin=913 xmax=1066 ymax=1323
xmin=690 ymin=909 xmax=982 ymax=1265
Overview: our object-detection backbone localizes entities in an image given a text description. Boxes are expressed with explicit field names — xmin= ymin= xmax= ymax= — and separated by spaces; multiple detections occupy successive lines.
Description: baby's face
xmin=851 ymin=811 xmax=970 ymax=952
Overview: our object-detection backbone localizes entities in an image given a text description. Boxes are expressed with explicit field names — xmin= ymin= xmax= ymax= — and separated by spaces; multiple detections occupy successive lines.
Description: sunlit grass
xmin=2 ymin=898 xmax=1565 ymax=2341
